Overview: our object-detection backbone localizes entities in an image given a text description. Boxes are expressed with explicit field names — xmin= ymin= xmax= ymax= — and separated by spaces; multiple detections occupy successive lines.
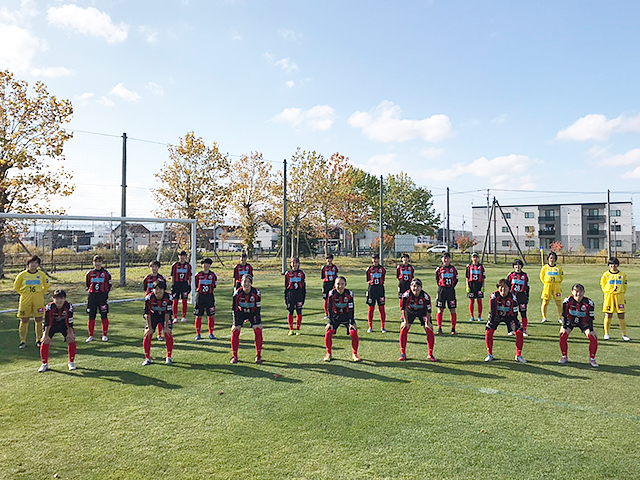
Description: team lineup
xmin=13 ymin=250 xmax=631 ymax=373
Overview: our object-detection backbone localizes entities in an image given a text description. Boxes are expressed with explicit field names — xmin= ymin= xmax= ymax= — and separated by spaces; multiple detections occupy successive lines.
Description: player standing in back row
xmin=366 ymin=253 xmax=387 ymax=333
xmin=233 ymin=252 xmax=253 ymax=292
xmin=194 ymin=258 xmax=217 ymax=340
xmin=507 ymin=259 xmax=530 ymax=336
xmin=171 ymin=250 xmax=192 ymax=323
xmin=396 ymin=253 xmax=415 ymax=313
xmin=85 ymin=255 xmax=111 ymax=343
xmin=143 ymin=260 xmax=166 ymax=341
xmin=284 ymin=257 xmax=306 ymax=335
xmin=321 ymin=254 xmax=339 ymax=319
xmin=435 ymin=252 xmax=458 ymax=335
xmin=465 ymin=252 xmax=485 ymax=322
xmin=14 ymin=255 xmax=49 ymax=349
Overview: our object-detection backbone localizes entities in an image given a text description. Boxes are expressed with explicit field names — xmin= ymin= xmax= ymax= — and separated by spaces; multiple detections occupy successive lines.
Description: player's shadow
xmin=542 ymin=362 xmax=640 ymax=376
xmin=489 ymin=361 xmax=589 ymax=379
xmin=60 ymin=366 xmax=182 ymax=389
xmin=368 ymin=359 xmax=505 ymax=379
xmin=266 ymin=360 xmax=410 ymax=383
xmin=172 ymin=361 xmax=302 ymax=383
xmin=80 ymin=345 xmax=141 ymax=360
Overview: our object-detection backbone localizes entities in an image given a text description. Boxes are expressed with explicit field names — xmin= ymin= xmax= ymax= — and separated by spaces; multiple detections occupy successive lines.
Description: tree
xmin=549 ymin=241 xmax=563 ymax=253
xmin=456 ymin=234 xmax=477 ymax=253
xmin=153 ymin=132 xmax=229 ymax=247
xmin=371 ymin=234 xmax=395 ymax=252
xmin=0 ymin=70 xmax=74 ymax=277
xmin=383 ymin=172 xmax=439 ymax=237
xmin=227 ymin=152 xmax=278 ymax=258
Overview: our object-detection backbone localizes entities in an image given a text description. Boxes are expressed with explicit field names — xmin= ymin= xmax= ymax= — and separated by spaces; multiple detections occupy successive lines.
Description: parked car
xmin=427 ymin=245 xmax=449 ymax=253
xmin=228 ymin=244 xmax=243 ymax=252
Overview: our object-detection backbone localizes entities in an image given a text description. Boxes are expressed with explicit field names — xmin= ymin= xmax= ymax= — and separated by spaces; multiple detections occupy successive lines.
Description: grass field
xmin=1 ymin=259 xmax=639 ymax=480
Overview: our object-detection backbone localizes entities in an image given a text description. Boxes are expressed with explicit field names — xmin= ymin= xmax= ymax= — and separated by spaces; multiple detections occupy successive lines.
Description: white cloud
xmin=349 ymin=101 xmax=451 ymax=143
xmin=622 ymin=166 xmax=640 ymax=179
xmin=76 ymin=92 xmax=93 ymax=106
xmin=0 ymin=24 xmax=40 ymax=72
xmin=278 ymin=28 xmax=303 ymax=41
xmin=0 ymin=0 xmax=38 ymax=24
xmin=273 ymin=105 xmax=336 ymax=131
xmin=285 ymin=80 xmax=295 ymax=88
xmin=590 ymin=146 xmax=640 ymax=167
xmin=423 ymin=154 xmax=535 ymax=184
xmin=139 ymin=26 xmax=158 ymax=43
xmin=47 ymin=5 xmax=128 ymax=43
xmin=98 ymin=96 xmax=114 ymax=107
xmin=145 ymin=82 xmax=164 ymax=96
xmin=353 ymin=154 xmax=404 ymax=177
xmin=491 ymin=113 xmax=508 ymax=125
xmin=275 ymin=57 xmax=298 ymax=73
xmin=109 ymin=83 xmax=140 ymax=102
xmin=230 ymin=28 xmax=241 ymax=41
xmin=31 ymin=66 xmax=73 ymax=78
xmin=557 ymin=112 xmax=640 ymax=141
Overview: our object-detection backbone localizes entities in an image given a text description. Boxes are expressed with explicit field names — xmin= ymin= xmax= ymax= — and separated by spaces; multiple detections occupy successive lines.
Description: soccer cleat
xmin=165 ymin=357 xmax=173 ymax=365
xmin=181 ymin=317 xmax=187 ymax=323
xmin=194 ymin=334 xmax=202 ymax=340
xmin=558 ymin=355 xmax=569 ymax=364
xmin=622 ymin=335 xmax=631 ymax=342
xmin=36 ymin=341 xmax=41 ymax=348
xmin=208 ymin=333 xmax=216 ymax=339
xmin=287 ymin=330 xmax=295 ymax=336
xmin=85 ymin=336 xmax=94 ymax=343
xmin=515 ymin=355 xmax=527 ymax=363
xmin=367 ymin=327 xmax=373 ymax=333
xmin=381 ymin=328 xmax=387 ymax=334
xmin=68 ymin=361 xmax=76 ymax=371
xmin=142 ymin=358 xmax=152 ymax=366
xmin=157 ymin=336 xmax=164 ymax=341
xmin=603 ymin=334 xmax=610 ymax=340
xmin=450 ymin=329 xmax=456 ymax=336
xmin=323 ymin=353 xmax=332 ymax=362
xmin=508 ymin=331 xmax=514 ymax=336
xmin=230 ymin=355 xmax=238 ymax=364
xmin=398 ymin=353 xmax=407 ymax=361
xmin=541 ymin=318 xmax=547 ymax=323
xmin=295 ymin=330 xmax=300 ymax=336
xmin=172 ymin=318 xmax=178 ymax=324
xmin=324 ymin=315 xmax=330 ymax=320
xmin=589 ymin=358 xmax=599 ymax=368
xmin=38 ymin=363 xmax=48 ymax=373
xmin=523 ymin=331 xmax=529 ymax=337
xmin=469 ymin=317 xmax=475 ymax=322
xmin=427 ymin=354 xmax=438 ymax=362
xmin=484 ymin=354 xmax=494 ymax=362
xmin=18 ymin=342 xmax=26 ymax=349
xmin=352 ymin=353 xmax=361 ymax=362
xmin=255 ymin=355 xmax=263 ymax=365
xmin=437 ymin=328 xmax=443 ymax=335
xmin=101 ymin=335 xmax=108 ymax=342
xmin=558 ymin=318 xmax=563 ymax=324
xmin=477 ymin=317 xmax=482 ymax=323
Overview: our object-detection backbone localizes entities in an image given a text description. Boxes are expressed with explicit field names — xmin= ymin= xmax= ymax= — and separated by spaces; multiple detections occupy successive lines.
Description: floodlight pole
xmin=120 ymin=132 xmax=127 ymax=287
xmin=191 ymin=220 xmax=197 ymax=303
xmin=282 ymin=159 xmax=287 ymax=275
xmin=607 ymin=189 xmax=611 ymax=259
xmin=379 ymin=175 xmax=383 ymax=265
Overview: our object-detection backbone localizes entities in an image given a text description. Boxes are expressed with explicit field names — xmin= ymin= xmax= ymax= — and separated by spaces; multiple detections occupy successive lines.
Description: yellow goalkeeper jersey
xmin=539 ymin=264 xmax=564 ymax=284
xmin=13 ymin=269 xmax=50 ymax=297
xmin=600 ymin=270 xmax=627 ymax=295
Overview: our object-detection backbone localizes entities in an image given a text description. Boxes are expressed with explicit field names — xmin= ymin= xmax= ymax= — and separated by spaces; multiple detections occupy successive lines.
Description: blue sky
xmin=2 ymin=0 xmax=640 ymax=227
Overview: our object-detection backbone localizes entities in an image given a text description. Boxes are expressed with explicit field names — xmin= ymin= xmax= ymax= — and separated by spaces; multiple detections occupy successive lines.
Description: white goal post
xmin=0 ymin=213 xmax=197 ymax=302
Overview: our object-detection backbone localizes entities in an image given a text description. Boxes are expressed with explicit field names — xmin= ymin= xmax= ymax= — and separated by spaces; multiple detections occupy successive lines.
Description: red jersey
xmin=233 ymin=287 xmax=261 ymax=314
xmin=143 ymin=273 xmax=166 ymax=295
xmin=466 ymin=263 xmax=485 ymax=285
xmin=435 ymin=265 xmax=458 ymax=288
xmin=321 ymin=264 xmax=339 ymax=283
xmin=171 ymin=261 xmax=192 ymax=284
xmin=233 ymin=263 xmax=254 ymax=283
xmin=562 ymin=296 xmax=595 ymax=329
xmin=366 ymin=265 xmax=386 ymax=286
xmin=401 ymin=290 xmax=432 ymax=317
xmin=285 ymin=269 xmax=306 ymax=291
xmin=327 ymin=288 xmax=355 ymax=321
xmin=44 ymin=301 xmax=74 ymax=328
xmin=86 ymin=268 xmax=112 ymax=294
xmin=195 ymin=271 xmax=217 ymax=295
xmin=488 ymin=291 xmax=518 ymax=321
xmin=144 ymin=292 xmax=172 ymax=319
xmin=507 ymin=271 xmax=530 ymax=295
xmin=396 ymin=264 xmax=415 ymax=283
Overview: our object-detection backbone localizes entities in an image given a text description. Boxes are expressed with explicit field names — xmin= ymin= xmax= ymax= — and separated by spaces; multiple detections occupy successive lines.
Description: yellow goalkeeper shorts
xmin=17 ymin=295 xmax=45 ymax=319
xmin=603 ymin=293 xmax=625 ymax=314
xmin=541 ymin=283 xmax=562 ymax=301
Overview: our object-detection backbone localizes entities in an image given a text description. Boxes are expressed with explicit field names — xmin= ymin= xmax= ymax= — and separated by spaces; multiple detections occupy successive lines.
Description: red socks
xmin=324 ymin=329 xmax=334 ymax=354
xmin=477 ymin=300 xmax=483 ymax=317
xmin=68 ymin=342 xmax=76 ymax=362
xmin=254 ymin=328 xmax=263 ymax=355
xmin=195 ymin=317 xmax=202 ymax=335
xmin=451 ymin=313 xmax=457 ymax=330
xmin=165 ymin=335 xmax=173 ymax=357
xmin=522 ymin=317 xmax=528 ymax=331
xmin=287 ymin=314 xmax=294 ymax=331
xmin=181 ymin=299 xmax=188 ymax=318
xmin=436 ymin=312 xmax=443 ymax=329
xmin=379 ymin=306 xmax=386 ymax=330
xmin=40 ymin=343 xmax=50 ymax=363
xmin=485 ymin=329 xmax=494 ymax=355
xmin=324 ymin=299 xmax=329 ymax=316
xmin=349 ymin=328 xmax=359 ymax=354
xmin=157 ymin=323 xmax=164 ymax=337
xmin=172 ymin=299 xmax=178 ymax=318
xmin=101 ymin=318 xmax=109 ymax=336
xmin=560 ymin=331 xmax=569 ymax=356
xmin=296 ymin=314 xmax=302 ymax=330
xmin=399 ymin=326 xmax=408 ymax=355
xmin=589 ymin=335 xmax=598 ymax=359
xmin=143 ymin=335 xmax=152 ymax=358
xmin=367 ymin=306 xmax=374 ymax=329
xmin=88 ymin=319 xmax=95 ymax=337
xmin=469 ymin=299 xmax=474 ymax=317
xmin=208 ymin=316 xmax=215 ymax=334
xmin=426 ymin=328 xmax=435 ymax=356
xmin=515 ymin=330 xmax=524 ymax=357
xmin=231 ymin=329 xmax=240 ymax=356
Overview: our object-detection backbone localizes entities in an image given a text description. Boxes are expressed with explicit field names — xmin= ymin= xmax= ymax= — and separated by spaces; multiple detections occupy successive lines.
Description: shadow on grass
xmin=488 ymin=361 xmax=589 ymax=379
xmin=58 ymin=366 xmax=182 ymax=389
xmin=172 ymin=361 xmax=302 ymax=383
xmin=540 ymin=361 xmax=640 ymax=376
xmin=367 ymin=359 xmax=505 ymax=379
xmin=267 ymin=360 xmax=411 ymax=383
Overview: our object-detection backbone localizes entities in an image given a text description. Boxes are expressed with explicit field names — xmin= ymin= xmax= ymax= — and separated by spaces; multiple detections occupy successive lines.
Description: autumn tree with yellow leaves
xmin=0 ymin=70 xmax=74 ymax=277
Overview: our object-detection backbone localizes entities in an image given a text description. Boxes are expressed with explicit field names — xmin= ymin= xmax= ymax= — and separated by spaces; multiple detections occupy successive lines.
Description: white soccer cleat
xmin=367 ymin=327 xmax=373 ymax=333
xmin=523 ymin=331 xmax=529 ymax=337
xmin=558 ymin=318 xmax=563 ymax=324
xmin=541 ymin=318 xmax=547 ymax=323
xmin=68 ymin=362 xmax=76 ymax=370
xmin=484 ymin=354 xmax=494 ymax=362
xmin=38 ymin=363 xmax=48 ymax=373
xmin=622 ymin=335 xmax=631 ymax=342
xmin=165 ymin=357 xmax=173 ymax=365
xmin=181 ymin=317 xmax=187 ymax=323
xmin=86 ymin=336 xmax=94 ymax=343
xmin=515 ymin=355 xmax=527 ymax=363
xmin=381 ymin=328 xmax=387 ymax=334
xmin=558 ymin=355 xmax=568 ymax=364
xmin=589 ymin=358 xmax=599 ymax=368
xmin=101 ymin=335 xmax=108 ymax=342
xmin=477 ymin=317 xmax=482 ymax=323
xmin=603 ymin=334 xmax=610 ymax=340
xmin=142 ymin=358 xmax=152 ymax=366
xmin=507 ymin=331 xmax=514 ymax=336
xmin=469 ymin=317 xmax=475 ymax=322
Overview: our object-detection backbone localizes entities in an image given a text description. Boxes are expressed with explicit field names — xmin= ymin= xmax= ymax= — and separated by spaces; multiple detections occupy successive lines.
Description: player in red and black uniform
xmin=142 ymin=280 xmax=174 ymax=366
xmin=466 ymin=252 xmax=485 ymax=322
xmin=399 ymin=278 xmax=436 ymax=362
xmin=170 ymin=250 xmax=192 ymax=323
xmin=85 ymin=255 xmax=112 ymax=343
xmin=396 ymin=253 xmax=415 ymax=310
xmin=484 ymin=279 xmax=526 ymax=363
xmin=507 ymin=259 xmax=530 ymax=336
xmin=143 ymin=260 xmax=166 ymax=340
xmin=324 ymin=276 xmax=360 ymax=362
xmin=285 ymin=257 xmax=306 ymax=335
xmin=366 ymin=253 xmax=387 ymax=333
xmin=321 ymin=254 xmax=339 ymax=319
xmin=231 ymin=274 xmax=263 ymax=364
xmin=233 ymin=252 xmax=253 ymax=292
xmin=435 ymin=252 xmax=458 ymax=335
xmin=194 ymin=258 xmax=217 ymax=340
xmin=38 ymin=290 xmax=77 ymax=373
xmin=559 ymin=283 xmax=598 ymax=367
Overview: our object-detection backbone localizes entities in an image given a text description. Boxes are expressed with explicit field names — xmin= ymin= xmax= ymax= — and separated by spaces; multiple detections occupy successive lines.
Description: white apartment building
xmin=472 ymin=202 xmax=634 ymax=253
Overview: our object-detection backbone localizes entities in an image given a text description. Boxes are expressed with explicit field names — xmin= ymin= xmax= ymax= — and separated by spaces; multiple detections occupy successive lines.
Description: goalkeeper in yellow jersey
xmin=600 ymin=257 xmax=629 ymax=341
xmin=14 ymin=255 xmax=50 ymax=349
xmin=540 ymin=251 xmax=564 ymax=323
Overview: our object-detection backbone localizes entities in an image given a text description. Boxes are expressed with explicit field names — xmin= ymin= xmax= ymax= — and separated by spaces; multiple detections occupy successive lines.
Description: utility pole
xmin=486 ymin=189 xmax=491 ymax=254
xmin=446 ymin=187 xmax=450 ymax=252
xmin=379 ymin=175 xmax=384 ymax=264
xmin=119 ymin=132 xmax=127 ymax=287
xmin=493 ymin=197 xmax=497 ymax=263
xmin=282 ymin=159 xmax=287 ymax=275
xmin=607 ymin=190 xmax=611 ymax=259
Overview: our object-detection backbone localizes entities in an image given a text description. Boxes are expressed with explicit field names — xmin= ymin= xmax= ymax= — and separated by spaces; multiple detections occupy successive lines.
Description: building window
xmin=502 ymin=240 xmax=510 ymax=247
xmin=588 ymin=208 xmax=599 ymax=216
xmin=615 ymin=240 xmax=622 ymax=247
xmin=589 ymin=223 xmax=599 ymax=231
xmin=610 ymin=209 xmax=621 ymax=217
xmin=545 ymin=210 xmax=555 ymax=218
xmin=525 ymin=226 xmax=535 ymax=233
xmin=504 ymin=213 xmax=511 ymax=219
xmin=524 ymin=212 xmax=534 ymax=219
xmin=525 ymin=240 xmax=535 ymax=247
xmin=588 ymin=238 xmax=600 ymax=249
xmin=611 ymin=224 xmax=622 ymax=232
xmin=502 ymin=226 xmax=509 ymax=232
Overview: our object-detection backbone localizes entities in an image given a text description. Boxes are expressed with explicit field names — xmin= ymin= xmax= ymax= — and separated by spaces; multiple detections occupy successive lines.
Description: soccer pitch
xmin=1 ymin=261 xmax=639 ymax=480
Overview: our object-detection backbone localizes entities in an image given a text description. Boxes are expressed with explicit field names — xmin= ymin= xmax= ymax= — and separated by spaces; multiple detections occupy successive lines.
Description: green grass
xmin=1 ymin=260 xmax=639 ymax=480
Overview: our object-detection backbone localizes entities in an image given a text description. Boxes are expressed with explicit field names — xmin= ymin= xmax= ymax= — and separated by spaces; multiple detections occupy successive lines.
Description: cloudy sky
xmin=2 ymin=0 xmax=640 ymax=227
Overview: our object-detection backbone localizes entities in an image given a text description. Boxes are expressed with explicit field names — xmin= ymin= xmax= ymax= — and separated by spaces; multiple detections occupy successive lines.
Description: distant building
xmin=42 ymin=229 xmax=92 ymax=251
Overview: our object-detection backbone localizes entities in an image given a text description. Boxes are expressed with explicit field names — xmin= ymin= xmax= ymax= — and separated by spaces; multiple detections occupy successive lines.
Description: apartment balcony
xmin=538 ymin=215 xmax=557 ymax=222
xmin=586 ymin=215 xmax=606 ymax=221
xmin=539 ymin=229 xmax=556 ymax=236
xmin=587 ymin=229 xmax=606 ymax=236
